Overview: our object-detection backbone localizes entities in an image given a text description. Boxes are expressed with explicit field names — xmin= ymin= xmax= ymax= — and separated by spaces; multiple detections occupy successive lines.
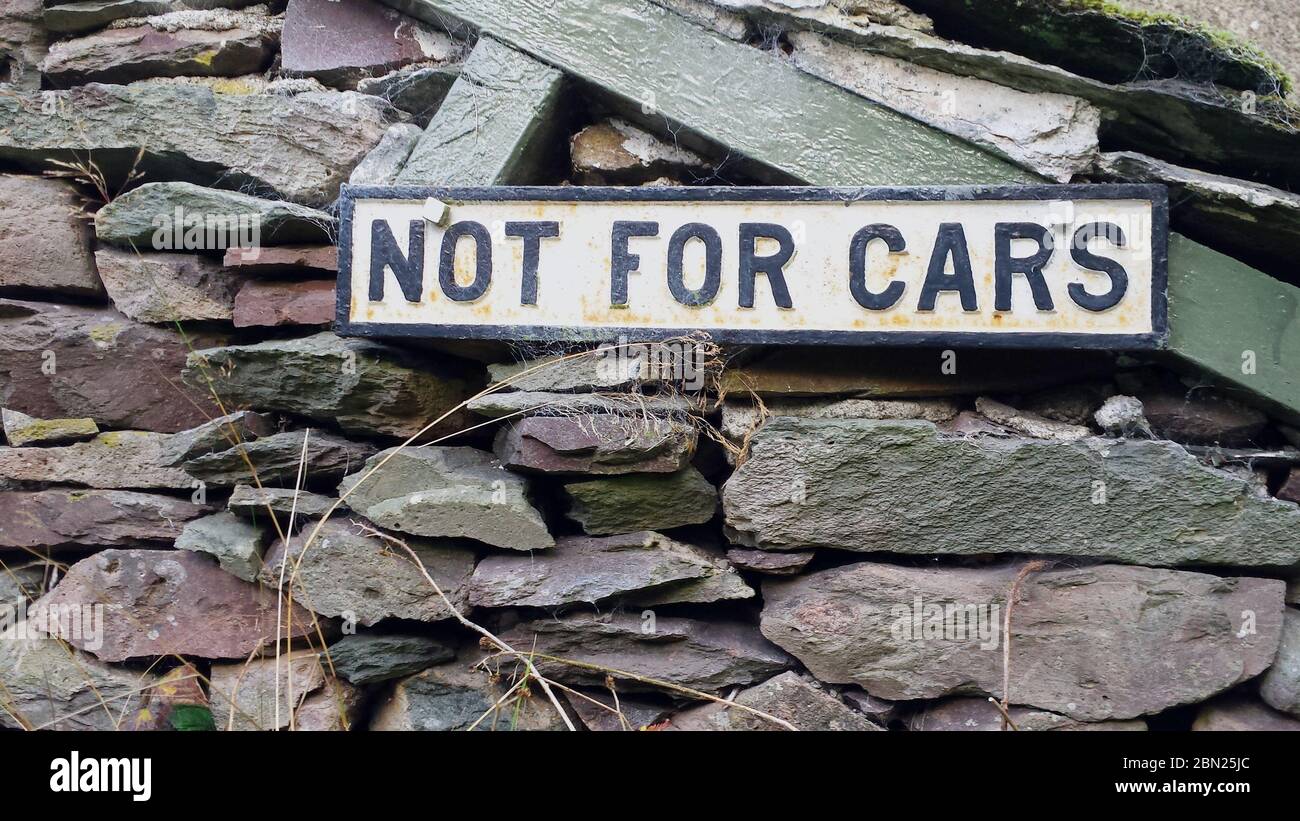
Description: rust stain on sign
xmin=336 ymin=185 xmax=1168 ymax=348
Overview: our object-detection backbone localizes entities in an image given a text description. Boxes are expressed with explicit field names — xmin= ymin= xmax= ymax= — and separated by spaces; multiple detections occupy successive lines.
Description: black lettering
xmin=738 ymin=223 xmax=794 ymax=309
xmin=369 ymin=219 xmax=424 ymax=303
xmin=438 ymin=220 xmax=492 ymax=302
xmin=994 ymin=222 xmax=1054 ymax=311
xmin=849 ymin=224 xmax=906 ymax=311
xmin=666 ymin=222 xmax=722 ymax=307
xmin=917 ymin=223 xmax=977 ymax=312
xmin=505 ymin=221 xmax=560 ymax=305
xmin=611 ymin=221 xmax=659 ymax=306
xmin=1069 ymin=222 xmax=1129 ymax=311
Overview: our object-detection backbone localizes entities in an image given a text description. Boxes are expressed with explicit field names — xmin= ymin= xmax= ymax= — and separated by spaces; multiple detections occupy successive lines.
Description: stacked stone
xmin=1 ymin=0 xmax=1299 ymax=733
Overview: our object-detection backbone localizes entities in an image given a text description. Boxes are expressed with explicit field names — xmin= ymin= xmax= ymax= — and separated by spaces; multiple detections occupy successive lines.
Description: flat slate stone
xmin=841 ymin=688 xmax=900 ymax=725
xmin=903 ymin=0 xmax=1286 ymax=93
xmin=44 ymin=1 xmax=178 ymax=35
xmin=0 ymin=630 xmax=151 ymax=731
xmin=908 ymin=698 xmax=1146 ymax=731
xmin=668 ymin=671 xmax=882 ymax=731
xmin=328 ymin=632 xmax=456 ymax=685
xmin=282 ymin=0 xmax=462 ymax=87
xmin=260 ymin=518 xmax=475 ymax=626
xmin=723 ymin=418 xmax=1300 ymax=567
xmin=0 ymin=299 xmax=221 ymax=433
xmin=394 ymin=35 xmax=565 ymax=185
xmin=1091 ymin=151 xmax=1300 ymax=284
xmin=227 ymin=484 xmax=341 ymax=520
xmin=468 ymin=390 xmax=694 ymax=420
xmin=568 ymin=690 xmax=672 ymax=731
xmin=95 ymin=182 xmax=335 ymax=248
xmin=623 ymin=552 xmax=755 ymax=606
xmin=650 ymin=0 xmax=751 ymax=39
xmin=42 ymin=1 xmax=270 ymax=35
xmin=42 ymin=0 xmax=172 ymax=33
xmin=0 ymin=174 xmax=102 ymax=299
xmin=339 ymin=446 xmax=553 ymax=550
xmin=563 ymin=466 xmax=718 ymax=535
xmin=485 ymin=350 xmax=662 ymax=392
xmin=0 ymin=81 xmax=395 ymax=207
xmin=760 ymin=561 xmax=1284 ymax=721
xmin=278 ymin=672 xmax=365 ymax=732
xmin=183 ymin=430 xmax=377 ymax=485
xmin=370 ymin=649 xmax=571 ymax=731
xmin=207 ymin=651 xmax=329 ymax=731
xmin=501 ymin=612 xmax=793 ymax=693
xmin=232 ymin=279 xmax=335 ymax=327
xmin=493 ymin=414 xmax=696 ymax=475
xmin=94 ymin=248 xmax=245 ymax=323
xmin=973 ymin=396 xmax=1091 ymax=441
xmin=158 ymin=410 xmax=277 ymax=466
xmin=31 ymin=548 xmax=316 ymax=662
xmin=663 ymin=0 xmax=934 ymax=36
xmin=175 ymin=510 xmax=267 ymax=581
xmin=0 ymin=488 xmax=208 ymax=550
xmin=40 ymin=7 xmax=276 ymax=86
xmin=719 ymin=397 xmax=959 ymax=442
xmin=0 ymin=431 xmax=194 ymax=489
xmin=785 ymin=30 xmax=1099 ymax=182
xmin=468 ymin=531 xmax=722 ymax=608
xmin=221 ymin=244 xmax=337 ymax=273
xmin=725 ymin=547 xmax=814 ymax=576
xmin=184 ymin=333 xmax=476 ymax=439
xmin=1 ymin=408 xmax=98 ymax=446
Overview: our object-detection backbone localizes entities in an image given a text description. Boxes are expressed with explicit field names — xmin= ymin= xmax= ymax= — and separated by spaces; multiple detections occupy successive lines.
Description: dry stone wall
xmin=1 ymin=0 xmax=1299 ymax=732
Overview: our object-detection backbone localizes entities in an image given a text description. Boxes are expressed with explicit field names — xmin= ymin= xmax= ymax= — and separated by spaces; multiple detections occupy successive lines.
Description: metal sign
xmin=336 ymin=185 xmax=1167 ymax=348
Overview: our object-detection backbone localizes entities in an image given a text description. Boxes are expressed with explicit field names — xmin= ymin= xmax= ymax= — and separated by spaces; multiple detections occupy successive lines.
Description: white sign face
xmin=336 ymin=186 xmax=1167 ymax=348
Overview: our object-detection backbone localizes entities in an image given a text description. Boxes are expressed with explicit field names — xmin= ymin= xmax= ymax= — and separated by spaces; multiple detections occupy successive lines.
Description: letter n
xmin=369 ymin=219 xmax=425 ymax=303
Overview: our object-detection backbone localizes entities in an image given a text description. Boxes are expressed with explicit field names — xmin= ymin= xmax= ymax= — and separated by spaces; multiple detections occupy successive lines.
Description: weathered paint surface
xmin=1167 ymin=235 xmax=1300 ymax=424
xmin=395 ymin=36 xmax=565 ymax=185
xmin=342 ymin=187 xmax=1160 ymax=345
xmin=378 ymin=0 xmax=1032 ymax=186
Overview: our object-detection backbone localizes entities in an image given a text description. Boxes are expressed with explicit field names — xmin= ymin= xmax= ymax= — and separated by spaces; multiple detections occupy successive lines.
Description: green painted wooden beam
xmin=395 ymin=36 xmax=566 ymax=185
xmin=380 ymin=0 xmax=1300 ymax=422
xmin=1166 ymin=235 xmax=1300 ymax=424
xmin=378 ymin=0 xmax=1032 ymax=186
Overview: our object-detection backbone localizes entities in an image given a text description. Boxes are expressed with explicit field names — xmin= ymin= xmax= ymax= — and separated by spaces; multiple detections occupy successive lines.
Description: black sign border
xmin=335 ymin=184 xmax=1169 ymax=349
